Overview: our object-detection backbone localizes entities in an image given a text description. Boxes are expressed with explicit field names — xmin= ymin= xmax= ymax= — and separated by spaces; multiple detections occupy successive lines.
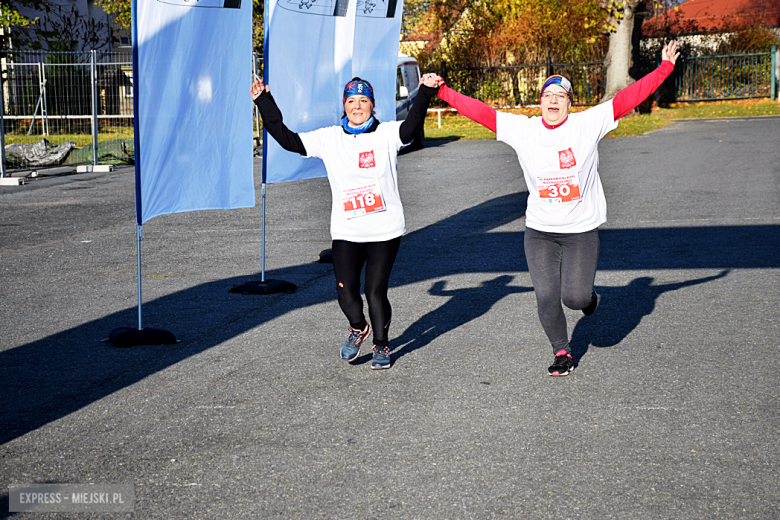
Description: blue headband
xmin=343 ymin=79 xmax=375 ymax=105
xmin=541 ymin=75 xmax=572 ymax=98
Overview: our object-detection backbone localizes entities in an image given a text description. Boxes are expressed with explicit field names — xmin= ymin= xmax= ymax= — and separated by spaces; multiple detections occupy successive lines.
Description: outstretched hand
xmin=251 ymin=79 xmax=269 ymax=100
xmin=420 ymin=73 xmax=444 ymax=88
xmin=662 ymin=40 xmax=680 ymax=65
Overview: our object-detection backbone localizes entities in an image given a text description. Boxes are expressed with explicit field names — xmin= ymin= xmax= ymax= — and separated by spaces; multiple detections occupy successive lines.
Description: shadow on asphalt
xmin=350 ymin=275 xmax=535 ymax=366
xmin=393 ymin=276 xmax=534 ymax=363
xmin=570 ymin=270 xmax=730 ymax=366
xmin=2 ymin=191 xmax=778 ymax=446
xmin=397 ymin=139 xmax=454 ymax=156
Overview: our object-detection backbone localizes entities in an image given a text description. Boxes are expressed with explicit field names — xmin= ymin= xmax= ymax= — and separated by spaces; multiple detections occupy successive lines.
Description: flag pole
xmin=105 ymin=0 xmax=177 ymax=347
xmin=230 ymin=2 xmax=296 ymax=296
xmin=136 ymin=224 xmax=143 ymax=330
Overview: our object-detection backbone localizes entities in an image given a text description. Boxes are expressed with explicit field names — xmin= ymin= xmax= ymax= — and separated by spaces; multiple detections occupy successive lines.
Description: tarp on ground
xmin=64 ymin=140 xmax=135 ymax=165
xmin=4 ymin=140 xmax=76 ymax=169
xmin=4 ymin=139 xmax=136 ymax=169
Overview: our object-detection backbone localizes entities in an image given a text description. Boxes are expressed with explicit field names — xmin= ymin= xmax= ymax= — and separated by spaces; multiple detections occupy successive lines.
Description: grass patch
xmin=607 ymin=113 xmax=674 ymax=137
xmin=425 ymin=97 xmax=780 ymax=141
xmin=3 ymin=126 xmax=133 ymax=147
xmin=425 ymin=125 xmax=496 ymax=141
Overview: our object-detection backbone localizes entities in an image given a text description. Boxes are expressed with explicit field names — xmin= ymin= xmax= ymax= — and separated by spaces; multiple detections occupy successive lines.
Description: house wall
xmin=641 ymin=27 xmax=780 ymax=56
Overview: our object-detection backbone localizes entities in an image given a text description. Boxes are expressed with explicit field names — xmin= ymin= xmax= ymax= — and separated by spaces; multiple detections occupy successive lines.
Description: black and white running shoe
xmin=548 ymin=349 xmax=574 ymax=376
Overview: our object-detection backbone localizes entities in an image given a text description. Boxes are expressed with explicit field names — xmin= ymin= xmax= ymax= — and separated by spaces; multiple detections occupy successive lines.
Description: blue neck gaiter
xmin=342 ymin=115 xmax=375 ymax=135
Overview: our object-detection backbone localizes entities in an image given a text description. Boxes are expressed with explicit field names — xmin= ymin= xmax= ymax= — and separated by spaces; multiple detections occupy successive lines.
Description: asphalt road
xmin=1 ymin=116 xmax=779 ymax=519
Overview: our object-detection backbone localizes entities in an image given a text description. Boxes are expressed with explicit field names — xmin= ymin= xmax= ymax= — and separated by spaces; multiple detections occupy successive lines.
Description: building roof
xmin=643 ymin=0 xmax=780 ymax=35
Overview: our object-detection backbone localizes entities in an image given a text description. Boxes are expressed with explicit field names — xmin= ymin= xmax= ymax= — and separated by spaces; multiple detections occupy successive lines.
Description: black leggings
xmin=524 ymin=227 xmax=600 ymax=354
xmin=331 ymin=237 xmax=402 ymax=347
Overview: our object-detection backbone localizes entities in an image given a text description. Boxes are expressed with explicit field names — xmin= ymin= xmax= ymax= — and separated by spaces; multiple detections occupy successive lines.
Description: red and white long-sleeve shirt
xmin=438 ymin=61 xmax=674 ymax=233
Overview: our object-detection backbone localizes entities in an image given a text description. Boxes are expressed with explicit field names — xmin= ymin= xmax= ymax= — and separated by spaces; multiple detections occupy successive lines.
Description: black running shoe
xmin=582 ymin=291 xmax=600 ymax=316
xmin=548 ymin=349 xmax=574 ymax=376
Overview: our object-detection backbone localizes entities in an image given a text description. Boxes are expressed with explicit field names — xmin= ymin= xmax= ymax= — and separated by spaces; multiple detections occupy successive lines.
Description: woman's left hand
xmin=662 ymin=40 xmax=680 ymax=65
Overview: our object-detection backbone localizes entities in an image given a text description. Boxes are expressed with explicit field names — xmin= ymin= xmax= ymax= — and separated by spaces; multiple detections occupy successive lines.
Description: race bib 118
xmin=341 ymin=183 xmax=386 ymax=219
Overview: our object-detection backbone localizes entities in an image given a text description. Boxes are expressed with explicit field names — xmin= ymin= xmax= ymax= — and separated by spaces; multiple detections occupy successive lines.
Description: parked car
xmin=396 ymin=52 xmax=424 ymax=149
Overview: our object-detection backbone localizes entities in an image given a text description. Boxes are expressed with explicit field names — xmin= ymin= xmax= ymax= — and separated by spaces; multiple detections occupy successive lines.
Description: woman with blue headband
xmin=251 ymin=73 xmax=442 ymax=369
xmin=434 ymin=40 xmax=680 ymax=377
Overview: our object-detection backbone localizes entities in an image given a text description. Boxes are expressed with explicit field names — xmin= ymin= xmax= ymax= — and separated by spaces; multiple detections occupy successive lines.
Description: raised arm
xmin=399 ymin=74 xmax=440 ymax=144
xmin=251 ymin=80 xmax=307 ymax=155
xmin=437 ymin=83 xmax=497 ymax=133
xmin=612 ymin=40 xmax=680 ymax=120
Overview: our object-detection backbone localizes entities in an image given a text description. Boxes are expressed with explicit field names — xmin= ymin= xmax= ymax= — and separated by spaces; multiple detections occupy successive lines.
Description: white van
xmin=396 ymin=52 xmax=424 ymax=148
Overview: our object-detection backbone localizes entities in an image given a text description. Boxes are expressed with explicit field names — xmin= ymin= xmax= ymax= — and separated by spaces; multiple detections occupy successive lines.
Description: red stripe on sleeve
xmin=612 ymin=61 xmax=674 ymax=120
xmin=438 ymin=84 xmax=497 ymax=133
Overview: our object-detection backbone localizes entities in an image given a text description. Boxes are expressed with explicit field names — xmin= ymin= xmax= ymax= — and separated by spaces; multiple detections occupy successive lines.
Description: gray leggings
xmin=524 ymin=227 xmax=600 ymax=354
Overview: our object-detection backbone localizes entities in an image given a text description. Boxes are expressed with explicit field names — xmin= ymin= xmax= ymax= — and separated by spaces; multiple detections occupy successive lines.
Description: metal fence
xmin=2 ymin=47 xmax=778 ymax=174
xmin=427 ymin=46 xmax=778 ymax=107
xmin=1 ymin=50 xmax=265 ymax=175
xmin=434 ymin=60 xmax=607 ymax=107
xmin=1 ymin=50 xmax=135 ymax=173
xmin=669 ymin=49 xmax=777 ymax=101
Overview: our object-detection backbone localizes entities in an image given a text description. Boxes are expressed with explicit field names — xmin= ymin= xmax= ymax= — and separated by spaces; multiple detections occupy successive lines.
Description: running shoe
xmin=340 ymin=323 xmax=370 ymax=362
xmin=548 ymin=349 xmax=574 ymax=376
xmin=582 ymin=291 xmax=600 ymax=316
xmin=371 ymin=345 xmax=391 ymax=370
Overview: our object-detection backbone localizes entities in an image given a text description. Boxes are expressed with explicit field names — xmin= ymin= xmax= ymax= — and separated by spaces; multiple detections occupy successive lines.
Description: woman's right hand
xmin=251 ymin=79 xmax=269 ymax=100
xmin=420 ymin=73 xmax=444 ymax=88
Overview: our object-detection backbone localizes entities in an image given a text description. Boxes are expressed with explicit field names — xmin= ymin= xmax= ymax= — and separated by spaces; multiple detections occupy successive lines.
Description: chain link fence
xmin=1 ymin=50 xmax=265 ymax=175
xmin=1 ymin=50 xmax=135 ymax=173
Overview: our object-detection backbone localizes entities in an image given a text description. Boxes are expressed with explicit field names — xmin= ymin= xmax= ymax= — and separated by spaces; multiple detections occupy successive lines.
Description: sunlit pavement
xmin=1 ymin=117 xmax=779 ymax=518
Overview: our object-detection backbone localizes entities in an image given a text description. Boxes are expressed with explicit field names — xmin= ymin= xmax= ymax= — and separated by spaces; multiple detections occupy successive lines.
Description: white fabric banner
xmin=264 ymin=0 xmax=404 ymax=183
xmin=133 ymin=0 xmax=254 ymax=224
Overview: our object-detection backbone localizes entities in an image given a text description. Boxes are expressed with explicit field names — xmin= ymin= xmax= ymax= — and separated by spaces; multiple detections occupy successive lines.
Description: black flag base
xmin=229 ymin=279 xmax=297 ymax=295
xmin=103 ymin=327 xmax=179 ymax=348
xmin=318 ymin=249 xmax=333 ymax=263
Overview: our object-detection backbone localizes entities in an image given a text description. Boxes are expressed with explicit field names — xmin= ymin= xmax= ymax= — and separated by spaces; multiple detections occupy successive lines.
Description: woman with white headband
xmin=435 ymin=41 xmax=680 ymax=376
xmin=251 ymin=73 xmax=442 ymax=370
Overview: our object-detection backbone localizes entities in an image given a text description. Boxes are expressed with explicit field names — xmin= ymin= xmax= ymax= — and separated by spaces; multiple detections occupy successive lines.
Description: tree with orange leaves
xmin=412 ymin=0 xmax=608 ymax=68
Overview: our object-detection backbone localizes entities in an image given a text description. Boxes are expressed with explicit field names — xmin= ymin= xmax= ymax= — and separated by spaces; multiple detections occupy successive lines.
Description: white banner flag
xmin=264 ymin=0 xmax=404 ymax=183
xmin=132 ymin=0 xmax=254 ymax=224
